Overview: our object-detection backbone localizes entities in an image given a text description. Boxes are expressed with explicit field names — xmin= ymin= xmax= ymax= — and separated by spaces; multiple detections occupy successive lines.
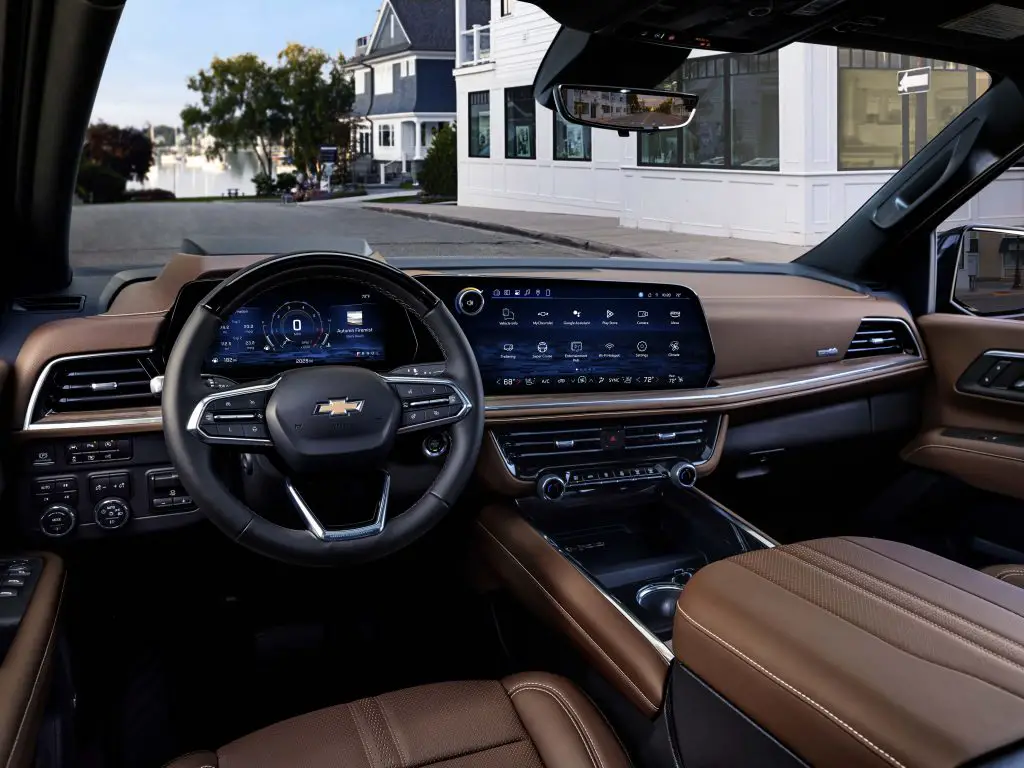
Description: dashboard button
xmin=30 ymin=445 xmax=55 ymax=467
xmin=33 ymin=479 xmax=57 ymax=495
xmin=455 ymin=287 xmax=485 ymax=315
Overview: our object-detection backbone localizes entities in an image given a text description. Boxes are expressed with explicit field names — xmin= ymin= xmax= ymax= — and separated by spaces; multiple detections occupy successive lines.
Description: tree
xmin=275 ymin=43 xmax=356 ymax=181
xmin=82 ymin=122 xmax=154 ymax=182
xmin=180 ymin=54 xmax=286 ymax=177
xmin=420 ymin=124 xmax=457 ymax=198
xmin=152 ymin=124 xmax=177 ymax=146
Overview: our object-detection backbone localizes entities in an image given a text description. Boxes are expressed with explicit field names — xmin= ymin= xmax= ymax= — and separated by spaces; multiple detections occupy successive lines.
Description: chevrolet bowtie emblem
xmin=313 ymin=398 xmax=365 ymax=417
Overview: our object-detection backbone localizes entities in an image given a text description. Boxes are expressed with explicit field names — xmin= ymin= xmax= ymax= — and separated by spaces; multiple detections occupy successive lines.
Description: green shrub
xmin=276 ymin=172 xmax=298 ymax=193
xmin=420 ymin=124 xmax=456 ymax=198
xmin=77 ymin=160 xmax=127 ymax=203
xmin=252 ymin=172 xmax=277 ymax=197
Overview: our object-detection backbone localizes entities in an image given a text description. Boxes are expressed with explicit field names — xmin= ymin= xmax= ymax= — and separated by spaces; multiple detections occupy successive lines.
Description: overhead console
xmin=418 ymin=276 xmax=715 ymax=396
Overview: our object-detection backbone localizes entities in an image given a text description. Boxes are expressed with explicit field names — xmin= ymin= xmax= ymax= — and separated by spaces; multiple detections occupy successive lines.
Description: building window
xmin=378 ymin=124 xmax=394 ymax=148
xmin=505 ymin=86 xmax=536 ymax=159
xmin=358 ymin=130 xmax=371 ymax=155
xmin=838 ymin=49 xmax=991 ymax=170
xmin=469 ymin=91 xmax=490 ymax=158
xmin=553 ymin=112 xmax=591 ymax=161
xmin=637 ymin=52 xmax=778 ymax=170
xmin=501 ymin=0 xmax=515 ymax=16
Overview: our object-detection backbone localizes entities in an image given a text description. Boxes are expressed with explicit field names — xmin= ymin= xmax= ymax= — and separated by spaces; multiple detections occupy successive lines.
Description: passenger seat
xmin=982 ymin=564 xmax=1024 ymax=588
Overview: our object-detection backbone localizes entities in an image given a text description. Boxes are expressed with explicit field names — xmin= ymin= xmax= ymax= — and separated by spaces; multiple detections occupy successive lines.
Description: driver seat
xmin=164 ymin=672 xmax=631 ymax=768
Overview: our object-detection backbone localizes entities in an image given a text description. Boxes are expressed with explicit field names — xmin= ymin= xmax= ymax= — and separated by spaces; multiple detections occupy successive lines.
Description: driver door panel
xmin=904 ymin=313 xmax=1024 ymax=500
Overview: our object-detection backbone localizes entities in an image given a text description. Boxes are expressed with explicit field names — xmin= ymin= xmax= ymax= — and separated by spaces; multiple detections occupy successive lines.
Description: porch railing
xmin=458 ymin=24 xmax=491 ymax=67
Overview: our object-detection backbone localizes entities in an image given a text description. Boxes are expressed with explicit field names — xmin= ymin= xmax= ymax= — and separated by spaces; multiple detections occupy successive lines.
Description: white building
xmin=344 ymin=0 xmax=488 ymax=183
xmin=454 ymin=1 xmax=1024 ymax=246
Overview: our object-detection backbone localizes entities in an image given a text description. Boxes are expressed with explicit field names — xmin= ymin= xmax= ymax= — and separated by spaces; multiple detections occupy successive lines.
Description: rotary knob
xmin=669 ymin=462 xmax=698 ymax=488
xmin=537 ymin=474 xmax=566 ymax=501
xmin=455 ymin=287 xmax=485 ymax=316
xmin=39 ymin=504 xmax=77 ymax=538
xmin=94 ymin=497 xmax=131 ymax=530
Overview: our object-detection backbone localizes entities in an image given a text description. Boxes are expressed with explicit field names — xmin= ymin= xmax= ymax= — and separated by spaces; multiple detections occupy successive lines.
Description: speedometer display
xmin=207 ymin=285 xmax=386 ymax=370
xmin=267 ymin=301 xmax=328 ymax=351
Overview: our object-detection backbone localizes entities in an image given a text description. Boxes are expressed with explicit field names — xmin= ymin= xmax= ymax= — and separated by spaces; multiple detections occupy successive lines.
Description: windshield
xmin=72 ymin=1 xmax=996 ymax=271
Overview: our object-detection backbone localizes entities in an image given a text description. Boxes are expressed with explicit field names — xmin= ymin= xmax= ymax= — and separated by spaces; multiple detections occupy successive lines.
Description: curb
xmin=364 ymin=205 xmax=653 ymax=259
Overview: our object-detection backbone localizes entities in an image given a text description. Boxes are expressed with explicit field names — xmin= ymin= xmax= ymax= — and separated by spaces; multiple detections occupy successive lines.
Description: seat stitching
xmin=376 ymin=697 xmax=409 ymax=768
xmin=992 ymin=569 xmax=1024 ymax=580
xmin=799 ymin=543 xmax=1024 ymax=649
xmin=409 ymin=737 xmax=529 ymax=768
xmin=780 ymin=546 xmax=1024 ymax=669
xmin=676 ymin=606 xmax=906 ymax=768
xmin=369 ymin=697 xmax=403 ymax=767
xmin=508 ymin=682 xmax=603 ymax=768
xmin=477 ymin=523 xmax=657 ymax=710
xmin=348 ymin=701 xmax=380 ymax=768
xmin=840 ymin=537 xmax=1024 ymax=616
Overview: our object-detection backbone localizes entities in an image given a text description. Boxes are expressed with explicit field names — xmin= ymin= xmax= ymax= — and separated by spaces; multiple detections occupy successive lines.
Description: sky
xmin=91 ymin=0 xmax=381 ymax=128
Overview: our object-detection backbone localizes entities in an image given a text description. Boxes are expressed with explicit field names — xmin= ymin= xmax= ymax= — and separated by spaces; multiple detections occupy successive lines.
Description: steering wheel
xmin=161 ymin=251 xmax=485 ymax=566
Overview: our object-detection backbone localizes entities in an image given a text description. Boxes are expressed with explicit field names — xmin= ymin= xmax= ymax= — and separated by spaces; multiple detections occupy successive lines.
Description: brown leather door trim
xmin=475 ymin=504 xmax=669 ymax=717
xmin=902 ymin=428 xmax=1024 ymax=501
xmin=1 ymin=553 xmax=65 ymax=768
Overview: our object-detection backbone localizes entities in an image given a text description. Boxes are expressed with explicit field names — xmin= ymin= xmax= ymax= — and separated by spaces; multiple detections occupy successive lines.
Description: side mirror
xmin=949 ymin=225 xmax=1024 ymax=316
xmin=553 ymin=85 xmax=698 ymax=134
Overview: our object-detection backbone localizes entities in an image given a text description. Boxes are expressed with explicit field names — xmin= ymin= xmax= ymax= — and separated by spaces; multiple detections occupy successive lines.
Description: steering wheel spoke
xmin=286 ymin=474 xmax=390 ymax=541
xmin=385 ymin=376 xmax=473 ymax=434
xmin=186 ymin=379 xmax=279 ymax=448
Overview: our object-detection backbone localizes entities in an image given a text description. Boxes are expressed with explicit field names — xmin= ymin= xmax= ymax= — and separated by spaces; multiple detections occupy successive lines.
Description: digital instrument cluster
xmin=418 ymin=276 xmax=715 ymax=395
xmin=205 ymin=285 xmax=387 ymax=370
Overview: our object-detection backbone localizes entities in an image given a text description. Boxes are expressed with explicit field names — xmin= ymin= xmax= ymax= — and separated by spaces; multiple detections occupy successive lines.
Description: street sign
xmin=897 ymin=67 xmax=930 ymax=95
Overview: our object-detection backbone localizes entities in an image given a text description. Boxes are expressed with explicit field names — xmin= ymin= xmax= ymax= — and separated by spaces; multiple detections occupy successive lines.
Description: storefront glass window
xmin=638 ymin=52 xmax=777 ymax=171
xmin=553 ymin=112 xmax=591 ymax=161
xmin=469 ymin=91 xmax=490 ymax=158
xmin=505 ymin=86 xmax=536 ymax=160
xmin=838 ymin=50 xmax=990 ymax=170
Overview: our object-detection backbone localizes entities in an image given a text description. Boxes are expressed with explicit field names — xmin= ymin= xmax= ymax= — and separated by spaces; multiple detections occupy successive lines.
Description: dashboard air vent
xmin=33 ymin=351 xmax=161 ymax=419
xmin=494 ymin=414 xmax=720 ymax=480
xmin=844 ymin=319 xmax=919 ymax=360
xmin=12 ymin=294 xmax=85 ymax=313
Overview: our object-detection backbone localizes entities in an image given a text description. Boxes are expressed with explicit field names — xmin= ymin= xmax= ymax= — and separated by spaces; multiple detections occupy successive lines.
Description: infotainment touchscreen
xmin=419 ymin=277 xmax=715 ymax=395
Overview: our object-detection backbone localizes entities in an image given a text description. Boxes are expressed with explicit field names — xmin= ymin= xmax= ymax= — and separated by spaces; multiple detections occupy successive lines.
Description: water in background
xmin=131 ymin=150 xmax=261 ymax=198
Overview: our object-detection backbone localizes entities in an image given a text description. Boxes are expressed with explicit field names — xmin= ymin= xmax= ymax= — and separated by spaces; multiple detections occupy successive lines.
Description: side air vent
xmin=31 ymin=351 xmax=161 ymax=420
xmin=12 ymin=295 xmax=86 ymax=313
xmin=494 ymin=414 xmax=721 ymax=480
xmin=844 ymin=318 xmax=920 ymax=360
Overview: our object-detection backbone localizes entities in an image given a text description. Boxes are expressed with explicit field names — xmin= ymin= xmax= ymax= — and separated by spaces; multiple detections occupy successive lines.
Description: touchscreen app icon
xmin=502 ymin=308 xmax=515 ymax=320
xmin=537 ymin=341 xmax=549 ymax=353
xmin=570 ymin=341 xmax=583 ymax=352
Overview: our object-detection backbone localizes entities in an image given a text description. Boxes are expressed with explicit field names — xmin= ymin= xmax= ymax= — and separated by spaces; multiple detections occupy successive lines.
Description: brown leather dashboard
xmin=13 ymin=253 xmax=928 ymax=485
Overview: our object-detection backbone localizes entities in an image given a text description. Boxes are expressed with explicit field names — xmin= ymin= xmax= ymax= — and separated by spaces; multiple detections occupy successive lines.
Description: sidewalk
xmin=302 ymin=189 xmax=419 ymax=206
xmin=363 ymin=204 xmax=809 ymax=262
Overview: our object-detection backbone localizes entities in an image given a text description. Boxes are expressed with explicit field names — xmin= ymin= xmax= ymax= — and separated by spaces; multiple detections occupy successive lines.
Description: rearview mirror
xmin=554 ymin=85 xmax=698 ymax=133
xmin=951 ymin=226 xmax=1024 ymax=317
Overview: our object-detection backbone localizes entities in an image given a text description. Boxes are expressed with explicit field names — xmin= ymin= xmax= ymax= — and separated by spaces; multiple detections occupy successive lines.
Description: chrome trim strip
xmin=25 ymin=415 xmax=165 ymax=433
xmin=636 ymin=582 xmax=684 ymax=602
xmin=384 ymin=376 xmax=473 ymax=434
xmin=23 ymin=349 xmax=157 ymax=432
xmin=286 ymin=474 xmax=390 ymax=541
xmin=484 ymin=355 xmax=923 ymax=413
xmin=539 ymin=531 xmax=676 ymax=664
xmin=685 ymin=486 xmax=778 ymax=548
xmin=186 ymin=379 xmax=279 ymax=447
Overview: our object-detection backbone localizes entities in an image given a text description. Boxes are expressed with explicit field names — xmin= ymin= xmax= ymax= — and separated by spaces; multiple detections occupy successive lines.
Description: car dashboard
xmin=6 ymin=250 xmax=928 ymax=542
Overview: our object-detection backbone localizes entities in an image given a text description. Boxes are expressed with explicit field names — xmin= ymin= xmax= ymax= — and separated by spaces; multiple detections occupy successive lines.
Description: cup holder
xmin=636 ymin=582 xmax=685 ymax=618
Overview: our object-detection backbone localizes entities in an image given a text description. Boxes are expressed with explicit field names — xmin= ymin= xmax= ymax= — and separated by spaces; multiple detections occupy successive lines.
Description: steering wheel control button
xmin=188 ymin=381 xmax=277 ymax=447
xmin=39 ymin=505 xmax=76 ymax=537
xmin=388 ymin=377 xmax=472 ymax=434
xmin=94 ymin=498 xmax=130 ymax=530
xmin=455 ymin=287 xmax=485 ymax=315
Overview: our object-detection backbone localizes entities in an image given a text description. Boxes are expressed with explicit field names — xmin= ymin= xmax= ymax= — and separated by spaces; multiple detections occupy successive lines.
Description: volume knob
xmin=670 ymin=462 xmax=698 ymax=488
xmin=537 ymin=474 xmax=566 ymax=501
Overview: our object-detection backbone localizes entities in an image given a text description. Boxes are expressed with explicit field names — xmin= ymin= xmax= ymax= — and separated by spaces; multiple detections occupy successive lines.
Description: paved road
xmin=70 ymin=202 xmax=592 ymax=270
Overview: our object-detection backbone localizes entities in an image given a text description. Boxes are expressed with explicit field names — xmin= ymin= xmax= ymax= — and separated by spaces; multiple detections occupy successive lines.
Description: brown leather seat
xmin=982 ymin=563 xmax=1024 ymax=588
xmin=164 ymin=672 xmax=630 ymax=768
